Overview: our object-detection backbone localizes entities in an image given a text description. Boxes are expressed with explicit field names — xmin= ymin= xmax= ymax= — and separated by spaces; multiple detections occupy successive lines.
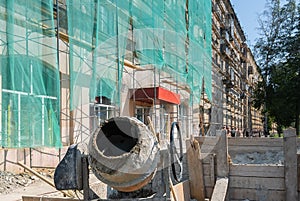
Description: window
xmin=135 ymin=107 xmax=150 ymax=124
xmin=92 ymin=96 xmax=115 ymax=128
xmin=94 ymin=104 xmax=115 ymax=127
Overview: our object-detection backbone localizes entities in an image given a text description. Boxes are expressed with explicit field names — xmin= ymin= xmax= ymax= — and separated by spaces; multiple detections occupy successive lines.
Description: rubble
xmin=0 ymin=171 xmax=37 ymax=195
xmin=231 ymin=151 xmax=284 ymax=165
xmin=0 ymin=168 xmax=54 ymax=195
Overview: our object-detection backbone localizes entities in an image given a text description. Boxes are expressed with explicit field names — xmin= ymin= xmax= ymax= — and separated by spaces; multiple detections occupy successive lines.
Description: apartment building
xmin=0 ymin=0 xmax=262 ymax=171
xmin=210 ymin=0 xmax=263 ymax=136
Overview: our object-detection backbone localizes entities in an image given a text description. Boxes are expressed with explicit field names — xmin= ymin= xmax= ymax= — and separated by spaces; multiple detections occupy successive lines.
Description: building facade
xmin=210 ymin=0 xmax=263 ymax=136
xmin=0 ymin=0 xmax=263 ymax=171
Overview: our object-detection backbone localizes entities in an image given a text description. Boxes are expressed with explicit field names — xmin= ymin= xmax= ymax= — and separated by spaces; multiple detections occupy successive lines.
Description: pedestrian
xmin=231 ymin=126 xmax=236 ymax=137
xmin=245 ymin=129 xmax=249 ymax=137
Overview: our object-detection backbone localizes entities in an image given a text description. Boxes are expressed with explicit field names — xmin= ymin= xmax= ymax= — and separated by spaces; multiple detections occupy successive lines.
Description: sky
xmin=230 ymin=0 xmax=268 ymax=49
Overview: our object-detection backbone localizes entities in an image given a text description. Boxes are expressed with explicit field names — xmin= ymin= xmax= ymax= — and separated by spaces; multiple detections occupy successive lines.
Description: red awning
xmin=131 ymin=87 xmax=180 ymax=105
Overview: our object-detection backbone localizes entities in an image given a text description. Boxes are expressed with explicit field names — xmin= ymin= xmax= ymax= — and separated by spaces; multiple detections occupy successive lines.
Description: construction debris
xmin=0 ymin=171 xmax=36 ymax=195
xmin=231 ymin=151 xmax=284 ymax=165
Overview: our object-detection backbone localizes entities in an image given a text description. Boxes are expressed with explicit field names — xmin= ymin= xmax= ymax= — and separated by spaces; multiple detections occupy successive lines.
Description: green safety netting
xmin=0 ymin=0 xmax=61 ymax=148
xmin=68 ymin=0 xmax=212 ymax=109
xmin=188 ymin=0 xmax=212 ymax=102
xmin=0 ymin=0 xmax=212 ymax=147
xmin=68 ymin=0 xmax=130 ymax=109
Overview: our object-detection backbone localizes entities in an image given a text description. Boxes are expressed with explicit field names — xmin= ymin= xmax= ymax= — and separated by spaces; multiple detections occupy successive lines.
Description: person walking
xmin=231 ymin=126 xmax=236 ymax=137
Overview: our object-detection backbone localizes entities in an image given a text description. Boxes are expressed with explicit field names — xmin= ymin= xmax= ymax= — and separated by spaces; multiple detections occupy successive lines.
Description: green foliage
xmin=253 ymin=0 xmax=300 ymax=135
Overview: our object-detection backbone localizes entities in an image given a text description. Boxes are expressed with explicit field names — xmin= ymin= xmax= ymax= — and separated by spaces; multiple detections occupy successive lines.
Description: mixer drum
xmin=88 ymin=116 xmax=160 ymax=192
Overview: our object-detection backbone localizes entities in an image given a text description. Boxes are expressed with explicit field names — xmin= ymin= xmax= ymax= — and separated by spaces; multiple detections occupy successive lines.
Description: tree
xmin=253 ymin=0 xmax=300 ymax=135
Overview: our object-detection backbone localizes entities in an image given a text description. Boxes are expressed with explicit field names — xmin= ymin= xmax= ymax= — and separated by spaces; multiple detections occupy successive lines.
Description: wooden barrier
xmin=228 ymin=138 xmax=283 ymax=156
xmin=194 ymin=130 xmax=228 ymax=199
xmin=229 ymin=164 xmax=285 ymax=200
xmin=18 ymin=129 xmax=300 ymax=201
xmin=195 ymin=129 xmax=299 ymax=200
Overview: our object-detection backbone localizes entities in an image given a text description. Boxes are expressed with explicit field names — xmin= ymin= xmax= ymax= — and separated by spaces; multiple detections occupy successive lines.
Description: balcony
xmin=222 ymin=77 xmax=235 ymax=89
xmin=220 ymin=44 xmax=231 ymax=57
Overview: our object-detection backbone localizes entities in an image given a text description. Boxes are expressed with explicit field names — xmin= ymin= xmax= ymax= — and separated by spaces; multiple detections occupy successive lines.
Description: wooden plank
xmin=229 ymin=145 xmax=283 ymax=151
xmin=202 ymin=153 xmax=215 ymax=163
xmin=229 ymin=176 xmax=285 ymax=190
xmin=228 ymin=138 xmax=283 ymax=147
xmin=297 ymin=154 xmax=300 ymax=192
xmin=209 ymin=154 xmax=215 ymax=185
xmin=17 ymin=162 xmax=75 ymax=198
xmin=229 ymin=188 xmax=285 ymax=201
xmin=229 ymin=164 xmax=284 ymax=178
xmin=22 ymin=196 xmax=78 ymax=201
xmin=186 ymin=139 xmax=205 ymax=201
xmin=195 ymin=136 xmax=220 ymax=154
xmin=171 ymin=180 xmax=190 ymax=201
xmin=195 ymin=136 xmax=220 ymax=146
xmin=229 ymin=146 xmax=283 ymax=154
xmin=204 ymin=175 xmax=215 ymax=187
xmin=210 ymin=178 xmax=228 ymax=201
xmin=201 ymin=145 xmax=218 ymax=154
xmin=203 ymin=155 xmax=215 ymax=188
xmin=215 ymin=130 xmax=229 ymax=177
xmin=203 ymin=164 xmax=213 ymax=175
xmin=283 ymin=128 xmax=298 ymax=201
xmin=170 ymin=179 xmax=179 ymax=201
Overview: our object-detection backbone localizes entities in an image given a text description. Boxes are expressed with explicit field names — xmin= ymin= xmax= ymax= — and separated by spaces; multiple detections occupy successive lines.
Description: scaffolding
xmin=0 ymin=0 xmax=61 ymax=148
xmin=0 ymin=0 xmax=212 ymax=148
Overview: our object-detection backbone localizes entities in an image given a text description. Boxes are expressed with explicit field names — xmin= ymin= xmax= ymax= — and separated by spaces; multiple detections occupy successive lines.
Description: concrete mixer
xmin=54 ymin=116 xmax=183 ymax=200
